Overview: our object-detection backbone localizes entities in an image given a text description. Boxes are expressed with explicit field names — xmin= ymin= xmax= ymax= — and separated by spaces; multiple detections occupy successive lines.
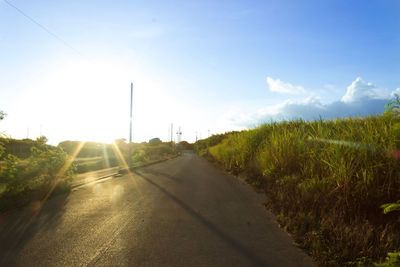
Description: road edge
xmin=71 ymin=154 xmax=181 ymax=188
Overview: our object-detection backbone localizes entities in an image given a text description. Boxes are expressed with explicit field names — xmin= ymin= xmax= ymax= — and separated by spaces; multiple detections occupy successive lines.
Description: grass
xmin=195 ymin=114 xmax=400 ymax=266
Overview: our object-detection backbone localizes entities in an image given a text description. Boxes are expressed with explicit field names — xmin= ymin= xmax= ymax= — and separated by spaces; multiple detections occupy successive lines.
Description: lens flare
xmin=111 ymin=141 xmax=143 ymax=198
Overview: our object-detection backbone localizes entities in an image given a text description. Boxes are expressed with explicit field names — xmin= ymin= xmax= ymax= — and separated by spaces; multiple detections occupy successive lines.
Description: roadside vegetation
xmin=59 ymin=141 xmax=119 ymax=173
xmin=194 ymin=99 xmax=400 ymax=266
xmin=122 ymin=139 xmax=178 ymax=167
xmin=0 ymin=136 xmax=73 ymax=211
xmin=59 ymin=138 xmax=178 ymax=172
xmin=0 ymin=112 xmax=71 ymax=210
xmin=0 ymin=110 xmax=178 ymax=211
xmin=0 ymin=137 xmax=178 ymax=211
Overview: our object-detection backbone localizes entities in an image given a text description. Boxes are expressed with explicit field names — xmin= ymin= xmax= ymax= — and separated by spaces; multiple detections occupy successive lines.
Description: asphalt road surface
xmin=0 ymin=151 xmax=315 ymax=267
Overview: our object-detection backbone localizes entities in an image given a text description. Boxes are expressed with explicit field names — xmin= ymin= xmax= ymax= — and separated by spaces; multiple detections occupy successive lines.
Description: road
xmin=0 ymin=151 xmax=315 ymax=267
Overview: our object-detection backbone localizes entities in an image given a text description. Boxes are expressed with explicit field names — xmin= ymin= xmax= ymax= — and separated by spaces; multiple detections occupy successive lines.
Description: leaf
xmin=381 ymin=201 xmax=400 ymax=214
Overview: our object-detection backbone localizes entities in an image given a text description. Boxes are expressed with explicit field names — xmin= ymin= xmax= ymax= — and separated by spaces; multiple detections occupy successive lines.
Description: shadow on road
xmin=134 ymin=170 xmax=268 ymax=267
xmin=139 ymin=168 xmax=181 ymax=182
xmin=0 ymin=192 xmax=69 ymax=266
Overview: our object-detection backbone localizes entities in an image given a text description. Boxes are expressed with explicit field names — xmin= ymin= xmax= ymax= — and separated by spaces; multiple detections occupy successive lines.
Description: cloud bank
xmin=266 ymin=77 xmax=306 ymax=94
xmin=232 ymin=77 xmax=398 ymax=127
xmin=341 ymin=77 xmax=390 ymax=103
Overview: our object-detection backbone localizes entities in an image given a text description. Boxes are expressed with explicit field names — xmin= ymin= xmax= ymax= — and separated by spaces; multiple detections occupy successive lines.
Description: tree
xmin=149 ymin=137 xmax=162 ymax=145
xmin=385 ymin=93 xmax=400 ymax=115
xmin=36 ymin=136 xmax=48 ymax=145
xmin=0 ymin=111 xmax=6 ymax=120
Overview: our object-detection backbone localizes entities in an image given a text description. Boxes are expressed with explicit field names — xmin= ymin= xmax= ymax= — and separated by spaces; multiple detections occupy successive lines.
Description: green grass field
xmin=195 ymin=114 xmax=400 ymax=266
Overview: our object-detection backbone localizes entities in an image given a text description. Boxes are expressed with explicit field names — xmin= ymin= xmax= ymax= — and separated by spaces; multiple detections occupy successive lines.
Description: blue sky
xmin=0 ymin=0 xmax=399 ymax=143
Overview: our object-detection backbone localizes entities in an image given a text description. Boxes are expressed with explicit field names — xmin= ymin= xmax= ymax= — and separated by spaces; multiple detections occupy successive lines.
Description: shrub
xmin=0 ymin=137 xmax=74 ymax=210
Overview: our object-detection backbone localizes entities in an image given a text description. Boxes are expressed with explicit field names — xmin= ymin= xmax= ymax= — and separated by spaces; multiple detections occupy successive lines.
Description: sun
xmin=16 ymin=57 xmax=181 ymax=144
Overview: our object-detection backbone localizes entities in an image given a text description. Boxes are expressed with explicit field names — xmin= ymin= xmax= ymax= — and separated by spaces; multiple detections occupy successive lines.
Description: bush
xmin=0 ymin=138 xmax=75 ymax=210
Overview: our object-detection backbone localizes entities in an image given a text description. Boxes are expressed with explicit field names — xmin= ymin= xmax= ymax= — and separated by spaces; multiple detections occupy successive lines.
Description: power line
xmin=3 ymin=0 xmax=82 ymax=56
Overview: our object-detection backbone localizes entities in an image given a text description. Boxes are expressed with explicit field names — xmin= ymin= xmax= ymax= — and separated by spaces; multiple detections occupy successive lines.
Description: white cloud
xmin=266 ymin=77 xmax=306 ymax=94
xmin=341 ymin=77 xmax=390 ymax=103
xmin=228 ymin=77 xmax=396 ymax=127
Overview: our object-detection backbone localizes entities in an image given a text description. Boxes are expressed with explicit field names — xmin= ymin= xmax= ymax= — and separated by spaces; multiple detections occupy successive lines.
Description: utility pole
xmin=176 ymin=127 xmax=182 ymax=143
xmin=129 ymin=82 xmax=133 ymax=144
xmin=170 ymin=123 xmax=173 ymax=143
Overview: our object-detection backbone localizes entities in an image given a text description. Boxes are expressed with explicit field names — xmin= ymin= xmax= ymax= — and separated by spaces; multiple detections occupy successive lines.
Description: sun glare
xmin=14 ymin=58 xmax=162 ymax=143
xmin=8 ymin=55 xmax=198 ymax=144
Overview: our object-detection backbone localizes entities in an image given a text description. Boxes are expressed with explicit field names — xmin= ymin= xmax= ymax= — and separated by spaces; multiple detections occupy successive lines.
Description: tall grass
xmin=197 ymin=114 xmax=400 ymax=266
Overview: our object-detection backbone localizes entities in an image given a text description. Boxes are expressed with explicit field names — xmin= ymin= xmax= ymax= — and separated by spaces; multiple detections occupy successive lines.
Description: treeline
xmin=195 ymin=114 xmax=400 ymax=266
